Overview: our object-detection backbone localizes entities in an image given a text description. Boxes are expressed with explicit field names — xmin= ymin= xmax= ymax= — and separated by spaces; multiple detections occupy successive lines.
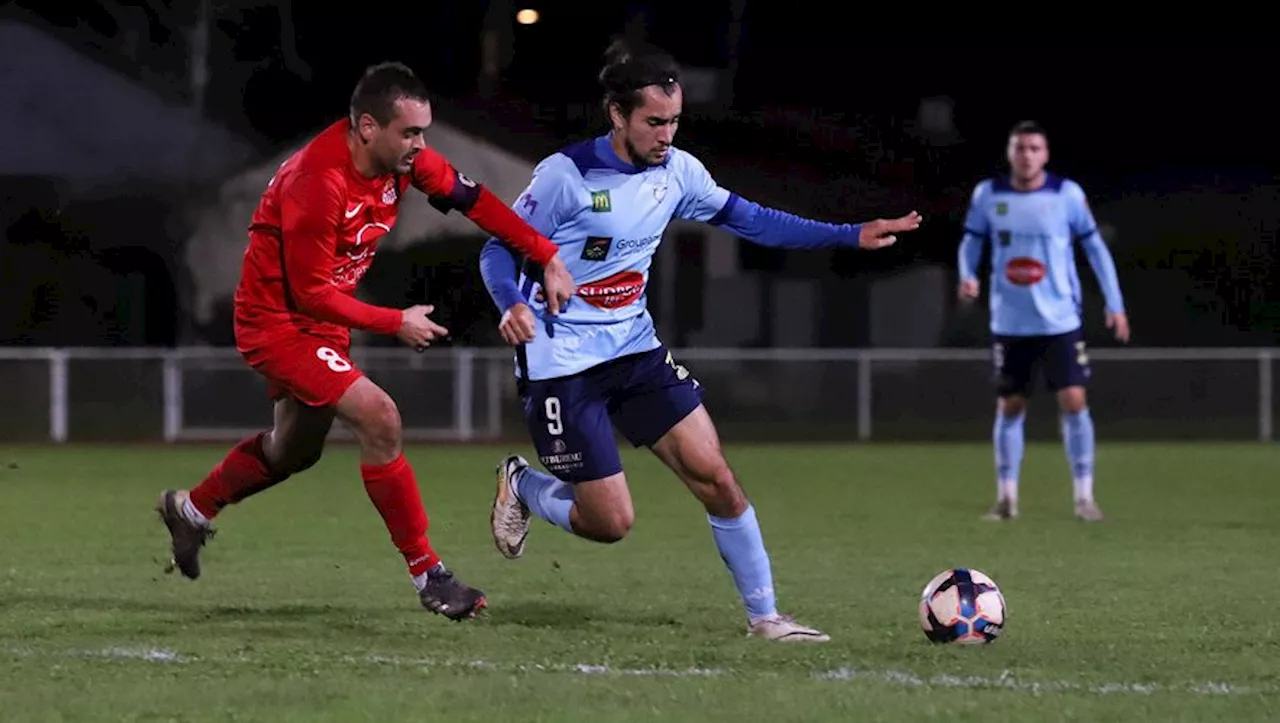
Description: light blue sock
xmin=707 ymin=505 xmax=777 ymax=622
xmin=993 ymin=410 xmax=1026 ymax=497
xmin=1061 ymin=409 xmax=1096 ymax=498
xmin=515 ymin=466 xmax=575 ymax=533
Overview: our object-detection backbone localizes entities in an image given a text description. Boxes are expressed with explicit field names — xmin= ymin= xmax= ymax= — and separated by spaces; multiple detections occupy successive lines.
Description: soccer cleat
xmin=490 ymin=454 xmax=532 ymax=559
xmin=983 ymin=498 xmax=1019 ymax=522
xmin=418 ymin=564 xmax=487 ymax=621
xmin=1075 ymin=499 xmax=1104 ymax=522
xmin=155 ymin=489 xmax=215 ymax=580
xmin=747 ymin=614 xmax=830 ymax=643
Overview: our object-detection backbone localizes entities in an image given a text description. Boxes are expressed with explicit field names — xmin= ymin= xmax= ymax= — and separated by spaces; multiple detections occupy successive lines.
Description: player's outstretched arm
xmin=674 ymin=153 xmax=920 ymax=251
xmin=409 ymin=149 xmax=574 ymax=314
xmin=280 ymin=171 xmax=404 ymax=335
xmin=705 ymin=194 xmax=920 ymax=251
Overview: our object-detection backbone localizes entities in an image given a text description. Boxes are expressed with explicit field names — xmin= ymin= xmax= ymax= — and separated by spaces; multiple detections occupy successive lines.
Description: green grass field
xmin=1 ymin=442 xmax=1278 ymax=722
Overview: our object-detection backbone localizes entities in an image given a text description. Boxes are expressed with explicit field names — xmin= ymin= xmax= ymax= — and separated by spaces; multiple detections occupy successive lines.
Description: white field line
xmin=3 ymin=646 xmax=1271 ymax=697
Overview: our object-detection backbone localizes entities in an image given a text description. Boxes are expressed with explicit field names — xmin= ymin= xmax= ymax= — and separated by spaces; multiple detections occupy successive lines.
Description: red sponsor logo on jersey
xmin=576 ymin=270 xmax=646 ymax=309
xmin=1005 ymin=257 xmax=1046 ymax=286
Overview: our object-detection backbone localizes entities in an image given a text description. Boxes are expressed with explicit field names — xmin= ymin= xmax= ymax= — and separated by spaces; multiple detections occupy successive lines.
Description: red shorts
xmin=239 ymin=328 xmax=364 ymax=408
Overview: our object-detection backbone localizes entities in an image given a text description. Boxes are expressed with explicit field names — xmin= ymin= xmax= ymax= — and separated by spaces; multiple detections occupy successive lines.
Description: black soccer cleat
xmin=418 ymin=564 xmax=487 ymax=621
xmin=155 ymin=489 xmax=215 ymax=580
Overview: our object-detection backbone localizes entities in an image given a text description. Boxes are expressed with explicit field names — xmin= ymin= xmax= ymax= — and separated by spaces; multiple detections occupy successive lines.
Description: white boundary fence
xmin=0 ymin=346 xmax=1273 ymax=443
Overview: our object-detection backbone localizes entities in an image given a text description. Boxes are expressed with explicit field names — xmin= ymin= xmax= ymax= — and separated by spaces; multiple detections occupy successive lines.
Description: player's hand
xmin=498 ymin=303 xmax=537 ymax=346
xmin=397 ymin=304 xmax=449 ymax=352
xmin=1107 ymin=311 xmax=1130 ymax=344
xmin=858 ymin=211 xmax=923 ymax=250
xmin=958 ymin=278 xmax=980 ymax=304
xmin=539 ymin=254 xmax=576 ymax=316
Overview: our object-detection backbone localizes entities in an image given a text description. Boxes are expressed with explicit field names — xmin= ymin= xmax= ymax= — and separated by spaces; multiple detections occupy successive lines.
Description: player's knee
xmin=593 ymin=508 xmax=634 ymax=543
xmin=1058 ymin=387 xmax=1087 ymax=414
xmin=281 ymin=446 xmax=324 ymax=475
xmin=577 ymin=502 xmax=633 ymax=543
xmin=261 ymin=430 xmax=317 ymax=476
xmin=353 ymin=391 xmax=403 ymax=457
xmin=693 ymin=462 xmax=747 ymax=518
xmin=998 ymin=396 xmax=1027 ymax=416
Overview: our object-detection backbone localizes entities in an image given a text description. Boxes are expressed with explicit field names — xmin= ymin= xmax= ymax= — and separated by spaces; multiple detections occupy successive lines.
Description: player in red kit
xmin=155 ymin=62 xmax=575 ymax=621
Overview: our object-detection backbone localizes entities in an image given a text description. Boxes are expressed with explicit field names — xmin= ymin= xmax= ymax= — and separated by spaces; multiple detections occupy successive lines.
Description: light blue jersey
xmin=958 ymin=174 xmax=1124 ymax=337
xmin=481 ymin=134 xmax=867 ymax=381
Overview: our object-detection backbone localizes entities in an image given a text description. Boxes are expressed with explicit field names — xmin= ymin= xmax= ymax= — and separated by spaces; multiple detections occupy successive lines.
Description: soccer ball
xmin=918 ymin=567 xmax=1006 ymax=644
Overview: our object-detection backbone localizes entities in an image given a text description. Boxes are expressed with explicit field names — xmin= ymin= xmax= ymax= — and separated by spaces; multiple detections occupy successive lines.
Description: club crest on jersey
xmin=581 ymin=236 xmax=612 ymax=261
xmin=382 ymin=179 xmax=397 ymax=205
xmin=650 ymin=171 xmax=669 ymax=202
xmin=995 ymin=201 xmax=1008 ymax=216
xmin=590 ymin=190 xmax=611 ymax=212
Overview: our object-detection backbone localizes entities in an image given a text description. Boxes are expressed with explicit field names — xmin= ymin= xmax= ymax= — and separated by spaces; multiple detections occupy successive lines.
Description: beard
xmin=625 ymin=137 xmax=666 ymax=167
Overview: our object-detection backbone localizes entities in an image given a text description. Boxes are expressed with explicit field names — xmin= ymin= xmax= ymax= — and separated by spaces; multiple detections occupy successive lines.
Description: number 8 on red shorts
xmin=241 ymin=331 xmax=365 ymax=408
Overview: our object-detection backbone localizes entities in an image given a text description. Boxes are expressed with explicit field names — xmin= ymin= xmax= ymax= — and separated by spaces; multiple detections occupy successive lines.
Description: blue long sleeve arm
xmin=709 ymin=194 xmax=863 ymax=250
xmin=957 ymin=230 xmax=986 ymax=281
xmin=1078 ymin=231 xmax=1125 ymax=313
xmin=479 ymin=237 xmax=526 ymax=313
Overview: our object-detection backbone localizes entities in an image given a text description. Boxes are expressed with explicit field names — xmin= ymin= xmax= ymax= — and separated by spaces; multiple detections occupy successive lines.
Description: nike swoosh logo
xmin=344 ymin=203 xmax=363 ymax=219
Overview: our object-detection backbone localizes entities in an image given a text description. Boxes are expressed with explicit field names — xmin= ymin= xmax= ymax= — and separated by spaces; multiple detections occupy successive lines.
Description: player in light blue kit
xmin=479 ymin=40 xmax=921 ymax=642
xmin=957 ymin=121 xmax=1130 ymax=523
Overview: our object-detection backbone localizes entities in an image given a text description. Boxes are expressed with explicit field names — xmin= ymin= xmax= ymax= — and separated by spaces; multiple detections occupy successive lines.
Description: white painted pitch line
xmin=4 ymin=647 xmax=1270 ymax=697
xmin=815 ymin=667 xmax=1261 ymax=696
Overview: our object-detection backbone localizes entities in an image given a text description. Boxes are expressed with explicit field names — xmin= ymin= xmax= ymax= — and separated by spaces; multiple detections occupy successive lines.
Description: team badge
xmin=651 ymin=171 xmax=669 ymax=202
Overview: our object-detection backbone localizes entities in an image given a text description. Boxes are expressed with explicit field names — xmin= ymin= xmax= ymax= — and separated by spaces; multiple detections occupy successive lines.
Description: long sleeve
xmin=1079 ymin=233 xmax=1124 ymax=313
xmin=410 ymin=147 xmax=559 ymax=266
xmin=674 ymin=153 xmax=862 ymax=249
xmin=279 ymin=171 xmax=402 ymax=334
xmin=958 ymin=233 xmax=985 ymax=281
xmin=479 ymin=238 xmax=525 ymax=312
xmin=706 ymin=194 xmax=862 ymax=249
xmin=478 ymin=154 xmax=577 ymax=312
xmin=957 ymin=181 xmax=991 ymax=281
xmin=1065 ymin=180 xmax=1124 ymax=313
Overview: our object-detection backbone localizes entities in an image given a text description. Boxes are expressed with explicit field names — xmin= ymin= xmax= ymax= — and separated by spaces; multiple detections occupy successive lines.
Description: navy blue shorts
xmin=992 ymin=328 xmax=1090 ymax=397
xmin=520 ymin=346 xmax=703 ymax=483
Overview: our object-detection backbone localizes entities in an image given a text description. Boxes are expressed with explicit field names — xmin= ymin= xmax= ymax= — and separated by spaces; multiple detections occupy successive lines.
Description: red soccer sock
xmin=361 ymin=453 xmax=440 ymax=576
xmin=188 ymin=432 xmax=287 ymax=519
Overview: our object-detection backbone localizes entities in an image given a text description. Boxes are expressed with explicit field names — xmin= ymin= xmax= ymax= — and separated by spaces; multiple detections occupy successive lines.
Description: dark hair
xmin=350 ymin=61 xmax=429 ymax=126
xmin=1009 ymin=120 xmax=1047 ymax=139
xmin=598 ymin=39 xmax=681 ymax=119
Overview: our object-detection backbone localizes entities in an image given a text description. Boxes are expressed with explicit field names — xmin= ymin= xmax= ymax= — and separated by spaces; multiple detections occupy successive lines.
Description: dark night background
xmin=2 ymin=1 xmax=1277 ymax=349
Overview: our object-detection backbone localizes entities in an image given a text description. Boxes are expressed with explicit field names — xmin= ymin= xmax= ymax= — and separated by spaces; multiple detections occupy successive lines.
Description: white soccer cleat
xmin=490 ymin=455 xmax=532 ymax=559
xmin=747 ymin=614 xmax=830 ymax=643
xmin=1074 ymin=499 xmax=1104 ymax=522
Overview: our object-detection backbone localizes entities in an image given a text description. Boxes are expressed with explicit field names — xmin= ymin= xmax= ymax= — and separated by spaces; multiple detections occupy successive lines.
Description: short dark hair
xmin=1010 ymin=120 xmax=1047 ymax=139
xmin=598 ymin=39 xmax=681 ymax=119
xmin=349 ymin=61 xmax=429 ymax=126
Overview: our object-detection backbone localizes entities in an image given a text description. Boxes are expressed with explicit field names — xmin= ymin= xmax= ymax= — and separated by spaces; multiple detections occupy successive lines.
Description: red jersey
xmin=234 ymin=119 xmax=557 ymax=350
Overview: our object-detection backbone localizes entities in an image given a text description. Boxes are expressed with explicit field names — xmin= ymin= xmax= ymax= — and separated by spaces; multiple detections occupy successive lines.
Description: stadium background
xmin=1 ymin=2 xmax=1276 ymax=444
